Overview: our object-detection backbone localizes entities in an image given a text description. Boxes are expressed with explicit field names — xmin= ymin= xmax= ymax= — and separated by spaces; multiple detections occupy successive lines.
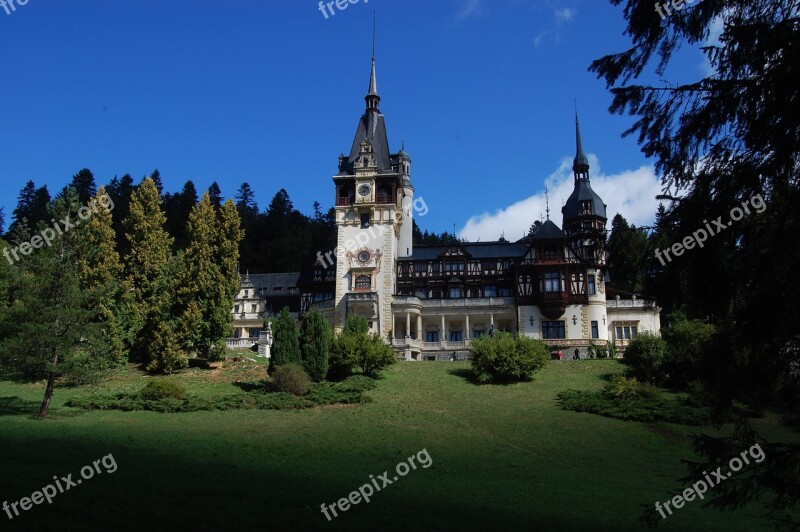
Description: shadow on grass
xmin=232 ymin=381 xmax=265 ymax=393
xmin=447 ymin=368 xmax=531 ymax=386
xmin=0 ymin=396 xmax=41 ymax=417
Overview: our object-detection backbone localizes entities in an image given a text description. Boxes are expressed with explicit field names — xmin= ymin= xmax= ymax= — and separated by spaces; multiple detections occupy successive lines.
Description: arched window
xmin=355 ymin=275 xmax=371 ymax=290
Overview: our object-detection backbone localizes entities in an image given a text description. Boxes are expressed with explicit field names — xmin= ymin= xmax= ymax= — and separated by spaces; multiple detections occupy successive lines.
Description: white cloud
xmin=533 ymin=6 xmax=577 ymax=47
xmin=459 ymin=155 xmax=663 ymax=241
xmin=554 ymin=8 xmax=575 ymax=22
xmin=455 ymin=0 xmax=482 ymax=22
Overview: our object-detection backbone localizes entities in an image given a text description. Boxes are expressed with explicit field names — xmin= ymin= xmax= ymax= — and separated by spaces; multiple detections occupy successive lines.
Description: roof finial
xmin=545 ymin=186 xmax=551 ymax=220
xmin=366 ymin=11 xmax=380 ymax=110
xmin=573 ymin=107 xmax=590 ymax=177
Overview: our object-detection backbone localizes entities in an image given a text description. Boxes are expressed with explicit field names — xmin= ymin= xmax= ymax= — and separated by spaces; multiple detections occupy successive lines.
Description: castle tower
xmin=331 ymin=50 xmax=413 ymax=337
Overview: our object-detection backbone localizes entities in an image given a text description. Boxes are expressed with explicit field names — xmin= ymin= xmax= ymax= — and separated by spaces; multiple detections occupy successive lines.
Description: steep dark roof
xmin=243 ymin=273 xmax=300 ymax=296
xmin=562 ymin=179 xmax=607 ymax=221
xmin=345 ymin=112 xmax=392 ymax=172
xmin=399 ymin=242 xmax=529 ymax=261
xmin=530 ymin=219 xmax=567 ymax=240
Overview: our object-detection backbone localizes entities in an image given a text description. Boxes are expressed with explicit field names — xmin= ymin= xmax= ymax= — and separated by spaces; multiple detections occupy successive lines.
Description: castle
xmin=230 ymin=55 xmax=661 ymax=360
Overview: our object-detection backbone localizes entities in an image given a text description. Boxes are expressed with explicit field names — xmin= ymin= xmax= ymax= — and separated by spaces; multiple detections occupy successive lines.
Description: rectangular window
xmin=484 ymin=285 xmax=497 ymax=297
xmin=631 ymin=326 xmax=638 ymax=338
xmin=542 ymin=272 xmax=562 ymax=293
xmin=591 ymin=321 xmax=599 ymax=339
xmin=360 ymin=213 xmax=370 ymax=229
xmin=248 ymin=328 xmax=261 ymax=339
xmin=588 ymin=275 xmax=596 ymax=295
xmin=616 ymin=326 xmax=623 ymax=340
xmin=414 ymin=262 xmax=426 ymax=273
xmin=473 ymin=329 xmax=485 ymax=339
xmin=542 ymin=321 xmax=566 ymax=339
xmin=449 ymin=330 xmax=463 ymax=342
xmin=449 ymin=287 xmax=462 ymax=299
xmin=414 ymin=288 xmax=427 ymax=299
xmin=251 ymin=304 xmax=258 ymax=313
xmin=499 ymin=287 xmax=513 ymax=297
xmin=234 ymin=305 xmax=240 ymax=313
xmin=624 ymin=327 xmax=631 ymax=340
xmin=426 ymin=331 xmax=439 ymax=342
xmin=542 ymin=246 xmax=557 ymax=260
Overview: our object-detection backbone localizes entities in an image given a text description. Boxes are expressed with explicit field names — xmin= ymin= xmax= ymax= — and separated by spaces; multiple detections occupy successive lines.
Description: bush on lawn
xmin=138 ymin=379 xmax=188 ymax=401
xmin=661 ymin=319 xmax=717 ymax=388
xmin=270 ymin=364 xmax=311 ymax=396
xmin=469 ymin=332 xmax=549 ymax=383
xmin=623 ymin=332 xmax=668 ymax=384
xmin=557 ymin=382 xmax=710 ymax=426
xmin=65 ymin=376 xmax=376 ymax=413
xmin=602 ymin=375 xmax=661 ymax=400
xmin=328 ymin=316 xmax=396 ymax=380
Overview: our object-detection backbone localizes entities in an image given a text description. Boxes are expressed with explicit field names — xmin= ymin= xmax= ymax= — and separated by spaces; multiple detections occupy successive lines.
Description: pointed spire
xmin=573 ymin=111 xmax=590 ymax=179
xmin=545 ymin=186 xmax=551 ymax=220
xmin=365 ymin=11 xmax=381 ymax=112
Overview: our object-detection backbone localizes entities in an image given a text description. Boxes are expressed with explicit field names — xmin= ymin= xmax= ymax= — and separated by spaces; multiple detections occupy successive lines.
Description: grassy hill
xmin=0 ymin=360 xmax=793 ymax=531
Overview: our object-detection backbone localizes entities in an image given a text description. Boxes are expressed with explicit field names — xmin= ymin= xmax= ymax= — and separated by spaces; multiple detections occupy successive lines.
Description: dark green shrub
xmin=661 ymin=319 xmax=717 ymax=387
xmin=138 ymin=379 xmax=188 ymax=401
xmin=557 ymin=389 xmax=710 ymax=425
xmin=270 ymin=363 xmax=311 ymax=396
xmin=271 ymin=307 xmax=301 ymax=368
xmin=469 ymin=332 xmax=550 ymax=383
xmin=623 ymin=332 xmax=668 ymax=384
xmin=328 ymin=316 xmax=396 ymax=379
xmin=300 ymin=309 xmax=332 ymax=382
xmin=602 ymin=375 xmax=661 ymax=400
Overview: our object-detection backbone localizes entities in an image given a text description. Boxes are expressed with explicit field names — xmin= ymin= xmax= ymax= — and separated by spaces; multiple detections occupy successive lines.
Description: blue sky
xmin=0 ymin=0 xmax=710 ymax=240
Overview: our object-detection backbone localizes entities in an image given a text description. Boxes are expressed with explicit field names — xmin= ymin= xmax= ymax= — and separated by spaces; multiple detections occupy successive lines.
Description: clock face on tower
xmin=358 ymin=184 xmax=371 ymax=197
xmin=358 ymin=250 xmax=371 ymax=263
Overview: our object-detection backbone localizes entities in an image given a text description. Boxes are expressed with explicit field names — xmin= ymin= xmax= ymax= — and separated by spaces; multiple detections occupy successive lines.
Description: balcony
xmin=336 ymin=196 xmax=355 ymax=206
xmin=607 ymin=298 xmax=654 ymax=309
xmin=392 ymin=296 xmax=515 ymax=310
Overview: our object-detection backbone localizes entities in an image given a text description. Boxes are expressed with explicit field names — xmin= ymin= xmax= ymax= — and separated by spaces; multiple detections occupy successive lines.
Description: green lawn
xmin=0 ymin=360 xmax=794 ymax=531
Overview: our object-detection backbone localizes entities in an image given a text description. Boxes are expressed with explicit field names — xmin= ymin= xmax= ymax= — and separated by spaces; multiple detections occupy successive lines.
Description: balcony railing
xmin=227 ymin=338 xmax=257 ymax=349
xmin=392 ymin=296 xmax=515 ymax=309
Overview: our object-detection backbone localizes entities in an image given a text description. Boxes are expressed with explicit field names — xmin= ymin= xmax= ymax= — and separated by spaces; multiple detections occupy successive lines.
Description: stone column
xmin=465 ymin=315 xmax=470 ymax=340
xmin=406 ymin=313 xmax=411 ymax=339
xmin=417 ymin=315 xmax=422 ymax=340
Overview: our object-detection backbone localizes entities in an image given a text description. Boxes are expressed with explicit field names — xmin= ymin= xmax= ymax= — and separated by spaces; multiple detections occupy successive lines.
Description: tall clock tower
xmin=331 ymin=54 xmax=414 ymax=337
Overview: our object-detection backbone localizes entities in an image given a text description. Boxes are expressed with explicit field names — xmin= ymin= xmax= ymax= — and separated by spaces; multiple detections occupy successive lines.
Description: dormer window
xmin=580 ymin=201 xmax=593 ymax=215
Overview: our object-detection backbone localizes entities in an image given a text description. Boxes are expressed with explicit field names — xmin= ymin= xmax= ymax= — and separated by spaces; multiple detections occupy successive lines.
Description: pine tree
xmin=9 ymin=181 xmax=37 ymax=234
xmin=300 ymin=309 xmax=331 ymax=382
xmin=106 ymin=174 xmax=136 ymax=257
xmin=271 ymin=307 xmax=301 ymax=367
xmin=148 ymin=169 xmax=164 ymax=196
xmin=75 ymin=187 xmax=127 ymax=366
xmin=70 ymin=168 xmax=97 ymax=204
xmin=235 ymin=182 xmax=259 ymax=218
xmin=176 ymin=193 xmax=226 ymax=359
xmin=165 ymin=180 xmax=198 ymax=250
xmin=208 ymin=182 xmax=223 ymax=210
xmin=124 ymin=178 xmax=180 ymax=371
xmin=593 ymin=1 xmax=799 ymax=525
xmin=0 ymin=191 xmax=111 ymax=416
